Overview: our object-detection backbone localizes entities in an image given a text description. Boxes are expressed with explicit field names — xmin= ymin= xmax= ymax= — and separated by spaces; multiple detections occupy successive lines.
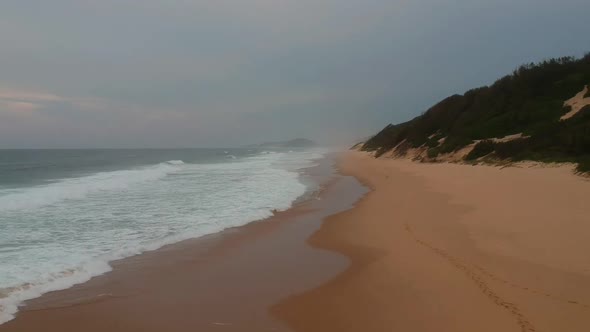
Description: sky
xmin=1 ymin=0 xmax=589 ymax=148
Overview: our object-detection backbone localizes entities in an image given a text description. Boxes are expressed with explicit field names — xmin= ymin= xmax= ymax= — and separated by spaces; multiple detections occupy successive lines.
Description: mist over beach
xmin=1 ymin=1 xmax=590 ymax=331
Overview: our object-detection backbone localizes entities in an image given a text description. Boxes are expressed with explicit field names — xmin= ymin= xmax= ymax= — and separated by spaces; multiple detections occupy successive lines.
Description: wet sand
xmin=4 ymin=151 xmax=590 ymax=332
xmin=0 ymin=156 xmax=367 ymax=332
xmin=273 ymin=151 xmax=590 ymax=332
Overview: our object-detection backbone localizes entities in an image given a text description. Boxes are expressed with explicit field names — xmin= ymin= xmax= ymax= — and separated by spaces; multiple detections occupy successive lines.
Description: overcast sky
xmin=1 ymin=0 xmax=589 ymax=148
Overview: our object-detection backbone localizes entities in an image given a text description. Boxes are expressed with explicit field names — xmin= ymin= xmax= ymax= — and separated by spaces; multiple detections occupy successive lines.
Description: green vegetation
xmin=578 ymin=156 xmax=590 ymax=173
xmin=465 ymin=140 xmax=495 ymax=160
xmin=362 ymin=53 xmax=590 ymax=173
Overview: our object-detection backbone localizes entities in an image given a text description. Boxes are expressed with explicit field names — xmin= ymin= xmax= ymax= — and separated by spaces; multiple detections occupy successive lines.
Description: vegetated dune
xmin=360 ymin=54 xmax=590 ymax=172
xmin=561 ymin=85 xmax=590 ymax=120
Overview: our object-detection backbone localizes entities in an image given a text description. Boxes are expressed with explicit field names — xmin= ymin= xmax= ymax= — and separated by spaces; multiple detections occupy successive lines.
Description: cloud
xmin=0 ymin=88 xmax=58 ymax=117
xmin=0 ymin=87 xmax=117 ymax=118
xmin=0 ymin=89 xmax=65 ymax=103
xmin=0 ymin=0 xmax=589 ymax=148
xmin=0 ymin=100 xmax=42 ymax=115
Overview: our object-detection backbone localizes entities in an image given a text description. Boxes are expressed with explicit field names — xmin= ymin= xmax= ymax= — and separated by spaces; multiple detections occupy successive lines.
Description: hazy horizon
xmin=1 ymin=0 xmax=589 ymax=148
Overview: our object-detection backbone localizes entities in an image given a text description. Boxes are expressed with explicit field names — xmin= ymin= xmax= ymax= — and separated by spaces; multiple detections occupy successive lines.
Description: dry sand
xmin=273 ymin=151 xmax=590 ymax=332
xmin=561 ymin=85 xmax=590 ymax=120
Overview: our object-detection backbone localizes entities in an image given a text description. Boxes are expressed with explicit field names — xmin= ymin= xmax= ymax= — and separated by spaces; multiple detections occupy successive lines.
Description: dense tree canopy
xmin=362 ymin=54 xmax=590 ymax=172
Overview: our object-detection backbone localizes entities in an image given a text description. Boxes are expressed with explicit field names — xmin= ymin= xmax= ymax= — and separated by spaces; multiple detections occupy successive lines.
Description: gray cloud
xmin=0 ymin=0 xmax=589 ymax=148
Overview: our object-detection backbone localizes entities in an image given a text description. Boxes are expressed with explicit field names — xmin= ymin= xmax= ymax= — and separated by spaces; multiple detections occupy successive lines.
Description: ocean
xmin=0 ymin=148 xmax=324 ymax=324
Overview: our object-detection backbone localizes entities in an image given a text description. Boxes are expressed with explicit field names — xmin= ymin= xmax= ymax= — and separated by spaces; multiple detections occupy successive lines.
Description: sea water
xmin=0 ymin=148 xmax=324 ymax=324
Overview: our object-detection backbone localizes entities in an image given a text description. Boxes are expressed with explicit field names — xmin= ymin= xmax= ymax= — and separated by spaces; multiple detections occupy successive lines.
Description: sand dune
xmin=561 ymin=85 xmax=590 ymax=120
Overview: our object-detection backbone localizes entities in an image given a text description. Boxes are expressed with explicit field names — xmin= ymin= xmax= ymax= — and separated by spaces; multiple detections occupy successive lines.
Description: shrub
xmin=465 ymin=140 xmax=495 ymax=160
xmin=576 ymin=156 xmax=590 ymax=173
xmin=427 ymin=147 xmax=441 ymax=159
xmin=439 ymin=136 xmax=473 ymax=154
xmin=493 ymin=139 xmax=530 ymax=159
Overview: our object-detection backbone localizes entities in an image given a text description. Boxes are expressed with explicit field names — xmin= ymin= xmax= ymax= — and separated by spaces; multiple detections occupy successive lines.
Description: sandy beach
xmin=2 ymin=1 xmax=587 ymax=331
xmin=2 ymin=151 xmax=590 ymax=332
xmin=274 ymin=151 xmax=590 ymax=332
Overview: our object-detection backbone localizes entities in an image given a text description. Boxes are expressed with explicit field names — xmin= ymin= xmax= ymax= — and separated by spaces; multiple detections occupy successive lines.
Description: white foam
xmin=165 ymin=160 xmax=185 ymax=165
xmin=0 ymin=161 xmax=185 ymax=211
xmin=0 ymin=151 xmax=324 ymax=324
xmin=0 ymin=261 xmax=112 ymax=324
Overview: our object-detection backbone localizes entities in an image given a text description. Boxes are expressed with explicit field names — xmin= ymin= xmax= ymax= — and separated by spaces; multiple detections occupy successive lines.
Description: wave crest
xmin=165 ymin=160 xmax=185 ymax=165
xmin=0 ymin=162 xmax=185 ymax=212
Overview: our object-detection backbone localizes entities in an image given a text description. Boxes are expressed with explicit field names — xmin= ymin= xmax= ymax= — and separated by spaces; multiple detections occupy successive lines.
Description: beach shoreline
xmin=0 ymin=153 xmax=367 ymax=332
xmin=273 ymin=151 xmax=590 ymax=332
xmin=3 ymin=151 xmax=590 ymax=332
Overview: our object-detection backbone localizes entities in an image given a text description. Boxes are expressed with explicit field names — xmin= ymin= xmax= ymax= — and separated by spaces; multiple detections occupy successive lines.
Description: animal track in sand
xmin=404 ymin=223 xmax=536 ymax=332
xmin=403 ymin=222 xmax=590 ymax=310
xmin=471 ymin=264 xmax=590 ymax=310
